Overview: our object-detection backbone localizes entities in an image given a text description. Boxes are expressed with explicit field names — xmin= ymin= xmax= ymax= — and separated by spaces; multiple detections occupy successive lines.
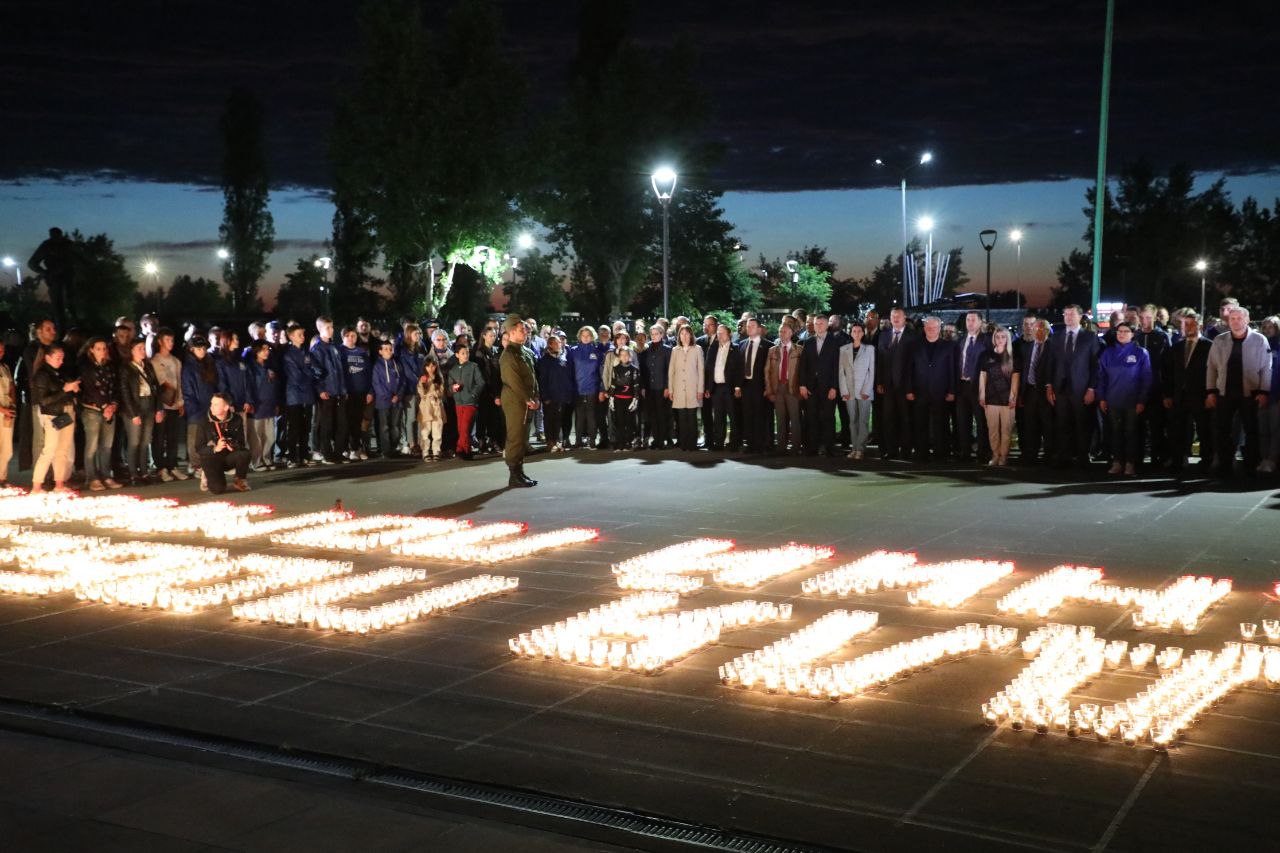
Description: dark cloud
xmin=3 ymin=0 xmax=1277 ymax=192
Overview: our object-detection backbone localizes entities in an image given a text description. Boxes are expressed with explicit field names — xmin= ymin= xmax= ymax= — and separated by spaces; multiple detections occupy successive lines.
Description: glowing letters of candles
xmin=201 ymin=509 xmax=353 ymax=540
xmin=907 ymin=561 xmax=1015 ymax=608
xmin=996 ymin=566 xmax=1104 ymax=618
xmin=392 ymin=522 xmax=528 ymax=558
xmin=720 ymin=609 xmax=880 ymax=692
xmin=611 ymin=538 xmax=734 ymax=592
xmin=271 ymin=515 xmax=470 ymax=551
xmin=448 ymin=527 xmax=599 ymax=564
xmin=800 ymin=553 xmax=1013 ymax=609
xmin=983 ymin=624 xmax=1105 ymax=733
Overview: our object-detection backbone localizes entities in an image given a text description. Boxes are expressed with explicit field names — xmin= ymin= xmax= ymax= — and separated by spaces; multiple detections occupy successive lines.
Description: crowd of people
xmin=2 ymin=295 xmax=1276 ymax=495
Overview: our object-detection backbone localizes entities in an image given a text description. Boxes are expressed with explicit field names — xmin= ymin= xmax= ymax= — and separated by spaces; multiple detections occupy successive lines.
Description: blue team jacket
xmin=340 ymin=344 xmax=371 ymax=396
xmin=372 ymin=357 xmax=403 ymax=410
xmin=283 ymin=346 xmax=319 ymax=406
xmin=309 ymin=337 xmax=347 ymax=398
xmin=245 ymin=361 xmax=281 ymax=419
xmin=1097 ymin=342 xmax=1153 ymax=410
xmin=537 ymin=350 xmax=576 ymax=404
xmin=180 ymin=356 xmax=219 ymax=423
xmin=216 ymin=356 xmax=249 ymax=408
xmin=569 ymin=342 xmax=605 ymax=396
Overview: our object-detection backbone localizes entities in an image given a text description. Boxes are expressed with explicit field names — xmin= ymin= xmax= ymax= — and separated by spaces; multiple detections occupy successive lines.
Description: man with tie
xmin=1018 ymin=319 xmax=1054 ymax=464
xmin=1161 ymin=312 xmax=1213 ymax=473
xmin=766 ymin=318 xmax=803 ymax=454
xmin=954 ymin=311 xmax=992 ymax=462
xmin=1045 ymin=304 xmax=1102 ymax=470
xmin=736 ymin=317 xmax=773 ymax=453
xmin=702 ymin=324 xmax=742 ymax=451
xmin=875 ymin=308 xmax=915 ymax=460
xmin=799 ymin=315 xmax=841 ymax=456
xmin=695 ymin=315 xmax=719 ymax=448
xmin=1135 ymin=305 xmax=1171 ymax=466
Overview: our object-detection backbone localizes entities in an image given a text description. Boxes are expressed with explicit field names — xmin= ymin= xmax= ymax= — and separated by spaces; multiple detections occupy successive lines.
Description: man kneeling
xmin=198 ymin=392 xmax=251 ymax=493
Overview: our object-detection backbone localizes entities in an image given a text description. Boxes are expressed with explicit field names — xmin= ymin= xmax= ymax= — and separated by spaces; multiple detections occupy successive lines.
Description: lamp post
xmin=1 ymin=256 xmax=20 ymax=285
xmin=784 ymin=260 xmax=800 ymax=308
xmin=1194 ymin=259 xmax=1208 ymax=319
xmin=917 ymin=216 xmax=935 ymax=304
xmin=979 ymin=230 xmax=998 ymax=321
xmin=505 ymin=232 xmax=534 ymax=290
xmin=314 ymin=256 xmax=332 ymax=315
xmin=876 ymin=151 xmax=933 ymax=306
xmin=143 ymin=261 xmax=159 ymax=280
xmin=1010 ymin=229 xmax=1023 ymax=310
xmin=651 ymin=167 xmax=678 ymax=318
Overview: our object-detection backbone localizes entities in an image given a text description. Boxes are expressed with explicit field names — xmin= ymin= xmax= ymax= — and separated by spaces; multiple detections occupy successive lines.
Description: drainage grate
xmin=0 ymin=698 xmax=831 ymax=853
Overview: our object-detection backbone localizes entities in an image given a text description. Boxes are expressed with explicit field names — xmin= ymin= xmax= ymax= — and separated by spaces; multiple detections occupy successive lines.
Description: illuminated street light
xmin=1194 ymin=259 xmax=1209 ymax=318
xmin=143 ymin=261 xmax=159 ymax=278
xmin=506 ymin=233 xmax=536 ymax=290
xmin=651 ymin=167 xmax=678 ymax=318
xmin=785 ymin=259 xmax=800 ymax=306
xmin=1 ymin=256 xmax=20 ymax=285
xmin=517 ymin=232 xmax=535 ymax=251
xmin=876 ymin=151 xmax=935 ymax=306
xmin=216 ymin=248 xmax=230 ymax=261
xmin=917 ymin=217 xmax=935 ymax=300
xmin=314 ymin=256 xmax=332 ymax=314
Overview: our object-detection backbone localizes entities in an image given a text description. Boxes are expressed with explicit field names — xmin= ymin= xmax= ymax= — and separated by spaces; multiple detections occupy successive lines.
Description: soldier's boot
xmin=516 ymin=464 xmax=537 ymax=487
xmin=508 ymin=464 xmax=535 ymax=488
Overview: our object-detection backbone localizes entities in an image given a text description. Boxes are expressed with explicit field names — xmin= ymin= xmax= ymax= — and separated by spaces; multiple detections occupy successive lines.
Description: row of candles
xmin=1240 ymin=621 xmax=1280 ymax=642
xmin=270 ymin=515 xmax=470 ymax=551
xmin=392 ymin=522 xmax=528 ymax=558
xmin=703 ymin=544 xmax=835 ymax=589
xmin=232 ymin=571 xmax=518 ymax=633
xmin=996 ymin=566 xmax=1105 ymax=618
xmin=512 ymin=598 xmax=789 ymax=674
xmin=719 ymin=610 xmax=880 ymax=691
xmin=799 ymin=550 xmax=921 ymax=596
xmin=445 ymin=527 xmax=600 ymax=564
xmin=201 ymin=509 xmax=354 ymax=540
xmin=906 ymin=561 xmax=1016 ymax=609
xmin=983 ymin=624 xmax=1106 ymax=733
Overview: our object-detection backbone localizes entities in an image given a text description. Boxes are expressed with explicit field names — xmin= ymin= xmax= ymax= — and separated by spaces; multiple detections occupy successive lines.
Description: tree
xmin=162 ymin=275 xmax=230 ymax=321
xmin=534 ymin=2 xmax=727 ymax=316
xmin=329 ymin=201 xmax=385 ymax=320
xmin=788 ymin=265 xmax=833 ymax=315
xmin=59 ymin=231 xmax=137 ymax=329
xmin=504 ymin=249 xmax=566 ymax=323
xmin=274 ymin=257 xmax=328 ymax=323
xmin=333 ymin=0 xmax=527 ymax=319
xmin=218 ymin=87 xmax=275 ymax=314
xmin=1222 ymin=197 xmax=1280 ymax=311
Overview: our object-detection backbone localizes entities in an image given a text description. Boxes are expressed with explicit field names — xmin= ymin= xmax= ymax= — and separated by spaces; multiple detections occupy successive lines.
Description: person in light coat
xmin=837 ymin=320 xmax=877 ymax=460
xmin=1205 ymin=306 xmax=1273 ymax=476
xmin=666 ymin=325 xmax=705 ymax=451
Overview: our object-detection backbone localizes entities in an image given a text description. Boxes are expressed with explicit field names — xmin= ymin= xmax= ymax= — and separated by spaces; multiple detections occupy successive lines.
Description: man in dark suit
xmin=954 ymin=311 xmax=993 ymax=461
xmin=736 ymin=318 xmax=773 ymax=453
xmin=799 ymin=315 xmax=841 ymax=455
xmin=1045 ymin=304 xmax=1102 ymax=469
xmin=703 ymin=324 xmax=742 ymax=451
xmin=1162 ymin=312 xmax=1213 ymax=472
xmin=906 ymin=317 xmax=956 ymax=461
xmin=827 ymin=315 xmax=852 ymax=448
xmin=875 ymin=308 xmax=915 ymax=459
xmin=1017 ymin=319 xmax=1054 ymax=464
xmin=695 ymin=315 xmax=718 ymax=448
xmin=1135 ymin=305 xmax=1171 ymax=465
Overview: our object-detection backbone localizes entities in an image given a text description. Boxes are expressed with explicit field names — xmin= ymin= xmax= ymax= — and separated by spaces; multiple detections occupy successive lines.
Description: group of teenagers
xmin=2 ymin=293 xmax=1276 ymax=496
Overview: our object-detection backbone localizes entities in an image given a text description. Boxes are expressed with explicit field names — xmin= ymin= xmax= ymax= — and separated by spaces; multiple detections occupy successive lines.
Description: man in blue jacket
xmin=1098 ymin=322 xmax=1153 ymax=476
xmin=371 ymin=339 xmax=403 ymax=458
xmin=906 ymin=317 xmax=956 ymax=462
xmin=340 ymin=325 xmax=372 ymax=460
xmin=309 ymin=316 xmax=347 ymax=464
xmin=1045 ymin=305 xmax=1102 ymax=470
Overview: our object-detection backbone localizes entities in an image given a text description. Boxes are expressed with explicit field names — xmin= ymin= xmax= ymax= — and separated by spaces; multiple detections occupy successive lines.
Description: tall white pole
xmin=900 ymin=179 xmax=908 ymax=306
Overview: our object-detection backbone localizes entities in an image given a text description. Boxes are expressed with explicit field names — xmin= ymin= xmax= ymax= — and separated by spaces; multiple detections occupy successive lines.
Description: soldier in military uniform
xmin=500 ymin=314 xmax=539 ymax=487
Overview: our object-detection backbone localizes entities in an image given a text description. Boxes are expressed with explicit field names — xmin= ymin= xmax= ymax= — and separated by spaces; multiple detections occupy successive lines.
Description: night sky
xmin=3 ymin=0 xmax=1279 ymax=305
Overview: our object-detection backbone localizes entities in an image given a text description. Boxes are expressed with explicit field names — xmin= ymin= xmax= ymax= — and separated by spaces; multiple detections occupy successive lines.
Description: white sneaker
xmin=1258 ymin=460 xmax=1276 ymax=474
xmin=310 ymin=452 xmax=326 ymax=463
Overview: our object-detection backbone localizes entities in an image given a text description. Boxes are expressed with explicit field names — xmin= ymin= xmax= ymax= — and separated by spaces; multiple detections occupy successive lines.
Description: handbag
xmin=51 ymin=412 xmax=73 ymax=430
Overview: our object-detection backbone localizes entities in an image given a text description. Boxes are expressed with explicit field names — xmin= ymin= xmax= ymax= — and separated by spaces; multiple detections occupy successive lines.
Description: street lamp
xmin=314 ymin=256 xmax=332 ymax=314
xmin=876 ymin=151 xmax=934 ymax=306
xmin=651 ymin=166 xmax=678 ymax=318
xmin=1010 ymin=229 xmax=1024 ymax=310
xmin=216 ymin=248 xmax=230 ymax=261
xmin=143 ymin=261 xmax=159 ymax=278
xmin=979 ymin=230 xmax=998 ymax=321
xmin=917 ymin=216 xmax=935 ymax=304
xmin=1 ymin=256 xmax=20 ymax=285
xmin=1194 ymin=259 xmax=1208 ymax=319
xmin=516 ymin=232 xmax=534 ymax=252
xmin=504 ymin=232 xmax=536 ymax=291
xmin=785 ymin=259 xmax=800 ymax=307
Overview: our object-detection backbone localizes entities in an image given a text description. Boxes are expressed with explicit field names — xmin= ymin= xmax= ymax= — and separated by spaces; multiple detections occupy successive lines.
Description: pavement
xmin=0 ymin=449 xmax=1278 ymax=852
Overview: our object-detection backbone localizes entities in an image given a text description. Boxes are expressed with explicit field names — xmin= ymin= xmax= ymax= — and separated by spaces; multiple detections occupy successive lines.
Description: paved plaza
xmin=0 ymin=452 xmax=1277 ymax=851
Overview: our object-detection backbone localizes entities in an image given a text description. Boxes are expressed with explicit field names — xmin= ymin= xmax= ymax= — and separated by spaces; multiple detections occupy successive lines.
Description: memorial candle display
xmin=720 ymin=609 xmax=879 ymax=692
xmin=510 ymin=592 xmax=681 ymax=659
xmin=392 ymin=522 xmax=528 ymax=559
xmin=611 ymin=539 xmax=737 ymax=576
xmin=699 ymin=543 xmax=835 ymax=589
xmin=447 ymin=527 xmax=600 ymax=564
xmin=996 ymin=566 xmax=1105 ymax=617
xmin=271 ymin=515 xmax=469 ymax=551
xmin=800 ymin=551 xmax=920 ymax=596
xmin=94 ymin=501 xmax=272 ymax=533
xmin=200 ymin=509 xmax=354 ymax=540
xmin=907 ymin=560 xmax=1015 ymax=608
xmin=982 ymin=624 xmax=1105 ymax=733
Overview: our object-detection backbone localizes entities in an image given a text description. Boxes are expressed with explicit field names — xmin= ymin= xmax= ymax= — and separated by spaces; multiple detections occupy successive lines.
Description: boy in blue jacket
xmin=181 ymin=336 xmax=219 ymax=475
xmin=371 ymin=339 xmax=403 ymax=458
xmin=1098 ymin=322 xmax=1153 ymax=476
xmin=309 ymin=316 xmax=348 ymax=464
xmin=282 ymin=323 xmax=318 ymax=467
xmin=537 ymin=335 xmax=576 ymax=451
xmin=245 ymin=340 xmax=281 ymax=470
xmin=340 ymin=326 xmax=373 ymax=460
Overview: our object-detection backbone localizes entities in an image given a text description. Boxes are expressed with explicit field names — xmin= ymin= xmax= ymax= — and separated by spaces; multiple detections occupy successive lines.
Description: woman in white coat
xmin=666 ymin=325 xmax=705 ymax=451
xmin=837 ymin=320 xmax=876 ymax=460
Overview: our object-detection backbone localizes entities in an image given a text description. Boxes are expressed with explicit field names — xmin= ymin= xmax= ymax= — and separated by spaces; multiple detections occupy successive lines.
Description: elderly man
xmin=1017 ymin=319 xmax=1054 ymax=464
xmin=1206 ymin=306 xmax=1272 ymax=477
xmin=500 ymin=314 xmax=539 ymax=487
xmin=906 ymin=317 xmax=956 ymax=461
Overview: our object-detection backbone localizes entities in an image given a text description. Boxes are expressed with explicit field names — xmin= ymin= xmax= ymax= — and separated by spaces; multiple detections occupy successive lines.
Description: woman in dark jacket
xmin=77 ymin=336 xmax=121 ymax=490
xmin=118 ymin=339 xmax=161 ymax=485
xmin=537 ymin=335 xmax=576 ymax=451
xmin=31 ymin=343 xmax=80 ymax=492
xmin=473 ymin=328 xmax=504 ymax=453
